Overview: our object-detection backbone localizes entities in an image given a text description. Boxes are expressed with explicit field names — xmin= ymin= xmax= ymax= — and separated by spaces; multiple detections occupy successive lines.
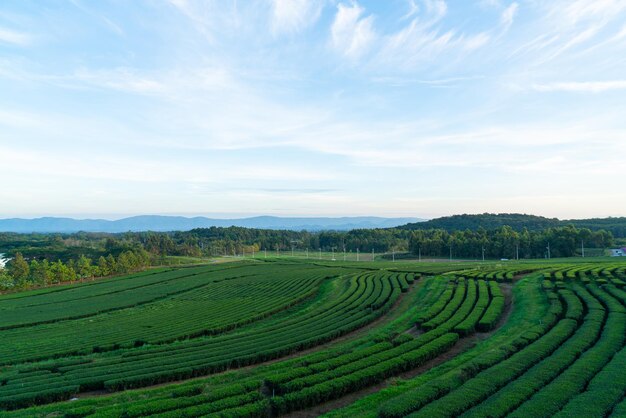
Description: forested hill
xmin=567 ymin=217 xmax=626 ymax=239
xmin=399 ymin=213 xmax=560 ymax=231
xmin=399 ymin=213 xmax=626 ymax=238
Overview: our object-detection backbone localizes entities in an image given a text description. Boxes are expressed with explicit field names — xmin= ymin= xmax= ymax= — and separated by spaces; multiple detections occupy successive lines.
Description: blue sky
xmin=1 ymin=0 xmax=625 ymax=220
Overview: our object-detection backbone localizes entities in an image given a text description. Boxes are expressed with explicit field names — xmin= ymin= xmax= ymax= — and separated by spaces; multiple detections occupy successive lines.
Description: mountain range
xmin=0 ymin=216 xmax=423 ymax=233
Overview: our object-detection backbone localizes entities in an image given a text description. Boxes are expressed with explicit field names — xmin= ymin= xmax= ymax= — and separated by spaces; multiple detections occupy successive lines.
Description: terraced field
xmin=2 ymin=258 xmax=626 ymax=417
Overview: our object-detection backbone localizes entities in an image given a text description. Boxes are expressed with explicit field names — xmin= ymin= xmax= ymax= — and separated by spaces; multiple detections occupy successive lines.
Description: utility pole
xmin=482 ymin=246 xmax=485 ymax=262
xmin=277 ymin=245 xmax=280 ymax=257
xmin=331 ymin=247 xmax=335 ymax=261
xmin=516 ymin=244 xmax=519 ymax=261
xmin=343 ymin=246 xmax=346 ymax=262
xmin=372 ymin=249 xmax=375 ymax=261
xmin=418 ymin=247 xmax=421 ymax=262
xmin=392 ymin=249 xmax=395 ymax=262
xmin=449 ymin=244 xmax=452 ymax=261
xmin=306 ymin=248 xmax=308 ymax=258
xmin=319 ymin=248 xmax=321 ymax=260
xmin=582 ymin=240 xmax=585 ymax=258
xmin=357 ymin=248 xmax=360 ymax=262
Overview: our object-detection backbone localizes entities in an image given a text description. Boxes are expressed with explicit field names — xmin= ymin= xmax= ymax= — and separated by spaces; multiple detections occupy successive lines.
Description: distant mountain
xmin=398 ymin=213 xmax=626 ymax=238
xmin=0 ymin=215 xmax=424 ymax=233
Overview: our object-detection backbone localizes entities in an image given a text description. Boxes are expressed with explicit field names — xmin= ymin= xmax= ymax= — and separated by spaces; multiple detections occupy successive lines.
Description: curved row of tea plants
xmin=0 ymin=269 xmax=409 ymax=409
xmin=0 ymin=264 xmax=330 ymax=365
xmin=373 ymin=267 xmax=626 ymax=418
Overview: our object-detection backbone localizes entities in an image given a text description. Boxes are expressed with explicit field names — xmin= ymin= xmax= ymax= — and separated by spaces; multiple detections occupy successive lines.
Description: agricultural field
xmin=1 ymin=257 xmax=626 ymax=417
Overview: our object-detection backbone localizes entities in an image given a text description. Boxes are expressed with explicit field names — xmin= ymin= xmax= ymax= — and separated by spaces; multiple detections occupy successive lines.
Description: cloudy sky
xmin=1 ymin=0 xmax=625 ymax=219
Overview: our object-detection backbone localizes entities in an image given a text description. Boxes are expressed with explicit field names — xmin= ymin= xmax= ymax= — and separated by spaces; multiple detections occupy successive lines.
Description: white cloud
xmin=423 ymin=0 xmax=447 ymax=20
xmin=533 ymin=80 xmax=626 ymax=93
xmin=559 ymin=0 xmax=626 ymax=25
xmin=401 ymin=0 xmax=420 ymax=21
xmin=330 ymin=2 xmax=376 ymax=59
xmin=0 ymin=27 xmax=31 ymax=46
xmin=500 ymin=2 xmax=518 ymax=28
xmin=373 ymin=19 xmax=490 ymax=71
xmin=270 ymin=0 xmax=322 ymax=34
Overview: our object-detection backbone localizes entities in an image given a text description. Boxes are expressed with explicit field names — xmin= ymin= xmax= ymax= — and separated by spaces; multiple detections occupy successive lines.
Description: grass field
xmin=1 ymin=257 xmax=626 ymax=416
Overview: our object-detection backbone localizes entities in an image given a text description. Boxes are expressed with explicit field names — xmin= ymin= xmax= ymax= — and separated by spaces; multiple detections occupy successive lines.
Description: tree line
xmin=0 ymin=223 xmax=616 ymax=291
xmin=0 ymin=249 xmax=151 ymax=290
xmin=408 ymin=225 xmax=613 ymax=259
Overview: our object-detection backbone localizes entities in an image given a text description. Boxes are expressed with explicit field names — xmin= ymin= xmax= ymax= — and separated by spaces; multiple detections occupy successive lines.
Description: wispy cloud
xmin=270 ymin=0 xmax=322 ymax=35
xmin=372 ymin=19 xmax=490 ymax=72
xmin=1 ymin=0 xmax=626 ymax=217
xmin=0 ymin=27 xmax=31 ymax=46
xmin=500 ymin=2 xmax=518 ymax=29
xmin=533 ymin=80 xmax=626 ymax=93
xmin=330 ymin=2 xmax=376 ymax=59
xmin=401 ymin=0 xmax=420 ymax=21
xmin=423 ymin=0 xmax=447 ymax=21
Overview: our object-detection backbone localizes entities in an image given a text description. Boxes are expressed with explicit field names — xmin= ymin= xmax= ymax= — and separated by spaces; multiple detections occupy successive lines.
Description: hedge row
xmin=0 ymin=385 xmax=79 ymax=410
xmin=0 ymin=266 xmax=330 ymax=366
xmin=422 ymin=280 xmax=466 ymax=331
xmin=559 ymin=289 xmax=584 ymax=321
xmin=204 ymin=399 xmax=271 ymax=418
xmin=462 ymin=295 xmax=602 ymax=417
xmin=554 ymin=343 xmax=626 ymax=417
xmin=89 ymin=382 xmax=258 ymax=417
xmin=406 ymin=319 xmax=579 ymax=418
xmin=263 ymin=341 xmax=394 ymax=390
xmin=377 ymin=294 xmax=566 ymax=418
xmin=0 ymin=266 xmax=215 ymax=330
xmin=454 ymin=280 xmax=488 ymax=336
xmin=1 ymin=272 xmax=401 ymax=407
xmin=415 ymin=281 xmax=454 ymax=325
xmin=148 ymin=391 xmax=264 ymax=418
xmin=510 ymin=308 xmax=626 ymax=417
xmin=476 ymin=296 xmax=504 ymax=332
xmin=587 ymin=284 xmax=626 ymax=314
xmin=272 ymin=333 xmax=459 ymax=415
xmin=603 ymin=283 xmax=626 ymax=307
xmin=277 ymin=336 xmax=431 ymax=394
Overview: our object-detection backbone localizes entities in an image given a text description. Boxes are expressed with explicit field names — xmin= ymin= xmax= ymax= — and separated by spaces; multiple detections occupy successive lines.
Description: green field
xmin=1 ymin=257 xmax=626 ymax=416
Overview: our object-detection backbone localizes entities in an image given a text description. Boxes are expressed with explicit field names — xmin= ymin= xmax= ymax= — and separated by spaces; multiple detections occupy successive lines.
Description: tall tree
xmin=9 ymin=252 xmax=30 ymax=287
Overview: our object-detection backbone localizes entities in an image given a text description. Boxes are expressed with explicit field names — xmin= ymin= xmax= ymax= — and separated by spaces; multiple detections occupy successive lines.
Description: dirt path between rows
xmin=284 ymin=281 xmax=514 ymax=418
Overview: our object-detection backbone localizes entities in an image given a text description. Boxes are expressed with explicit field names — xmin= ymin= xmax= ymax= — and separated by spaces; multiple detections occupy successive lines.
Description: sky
xmin=1 ymin=0 xmax=625 ymax=220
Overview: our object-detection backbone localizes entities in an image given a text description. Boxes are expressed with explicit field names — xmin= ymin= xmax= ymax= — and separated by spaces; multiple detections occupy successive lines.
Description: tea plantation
xmin=1 ymin=258 xmax=626 ymax=417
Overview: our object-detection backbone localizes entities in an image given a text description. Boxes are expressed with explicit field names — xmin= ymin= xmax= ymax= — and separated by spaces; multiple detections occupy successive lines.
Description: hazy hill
xmin=0 ymin=215 xmax=422 ymax=233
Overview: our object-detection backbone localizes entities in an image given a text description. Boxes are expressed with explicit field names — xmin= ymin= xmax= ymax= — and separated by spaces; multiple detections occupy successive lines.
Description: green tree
xmin=77 ymin=255 xmax=93 ymax=279
xmin=98 ymin=256 xmax=109 ymax=276
xmin=50 ymin=260 xmax=67 ymax=284
xmin=9 ymin=252 xmax=30 ymax=287
xmin=30 ymin=259 xmax=51 ymax=285
xmin=106 ymin=254 xmax=117 ymax=274
xmin=0 ymin=268 xmax=14 ymax=290
xmin=117 ymin=252 xmax=131 ymax=273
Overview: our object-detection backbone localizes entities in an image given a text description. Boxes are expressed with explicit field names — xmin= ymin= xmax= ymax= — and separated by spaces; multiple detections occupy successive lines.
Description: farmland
xmin=1 ymin=257 xmax=626 ymax=417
